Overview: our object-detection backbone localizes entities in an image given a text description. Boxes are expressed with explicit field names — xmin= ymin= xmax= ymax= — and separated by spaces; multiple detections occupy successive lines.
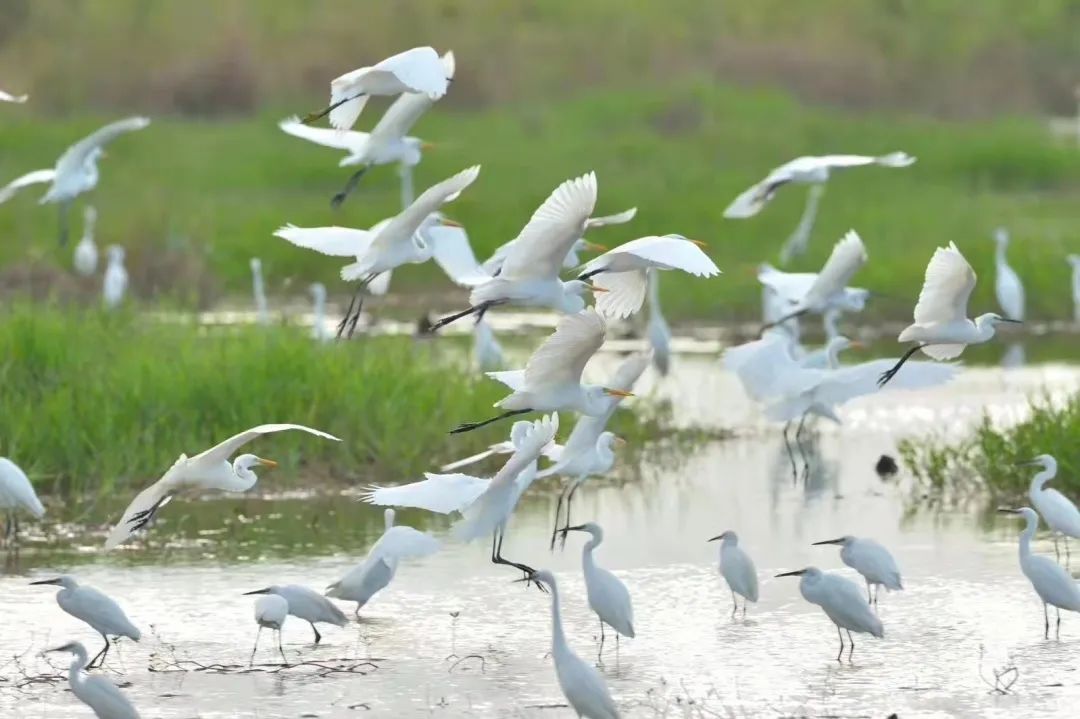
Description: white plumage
xmin=251 ymin=594 xmax=289 ymax=665
xmin=779 ymin=183 xmax=825 ymax=265
xmin=708 ymin=531 xmax=758 ymax=616
xmin=564 ymin=522 xmax=635 ymax=652
xmin=776 ymin=566 xmax=884 ymax=661
xmin=102 ymin=245 xmax=128 ymax=309
xmin=250 ymin=257 xmax=269 ymax=325
xmin=472 ymin=318 xmax=506 ymax=372
xmin=74 ymin=205 xmax=99 ymax=276
xmin=1026 ymin=455 xmax=1080 ymax=557
xmin=992 ymin=227 xmax=1025 ymax=321
xmin=0 ymin=88 xmax=28 ymax=103
xmin=812 ymin=535 xmax=903 ymax=604
xmin=49 ymin=641 xmax=140 ymax=719
xmin=244 ymin=584 xmax=347 ymax=644
xmin=645 ymin=272 xmax=671 ymax=376
xmin=1069 ymin=254 xmax=1080 ymax=323
xmin=1000 ymin=507 xmax=1080 ymax=638
xmin=31 ymin=576 xmax=141 ymax=669
xmin=0 ymin=456 xmax=45 ymax=541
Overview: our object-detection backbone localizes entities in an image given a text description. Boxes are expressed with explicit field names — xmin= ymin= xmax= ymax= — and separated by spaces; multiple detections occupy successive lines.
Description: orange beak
xmin=588 ymin=283 xmax=609 ymax=293
xmin=583 ymin=241 xmax=607 ymax=253
xmin=604 ymin=388 xmax=634 ymax=398
xmin=440 ymin=218 xmax=463 ymax=228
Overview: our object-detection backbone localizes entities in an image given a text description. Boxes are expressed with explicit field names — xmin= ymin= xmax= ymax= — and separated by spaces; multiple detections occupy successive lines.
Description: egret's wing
xmin=370 ymin=524 xmax=441 ymax=559
xmin=0 ymin=168 xmax=55 ymax=204
xmin=274 ymin=224 xmax=374 ymax=257
xmin=757 ymin=266 xmax=816 ymax=304
xmin=361 ymin=473 xmax=490 ymax=514
xmin=0 ymin=458 xmax=43 ymax=517
xmin=592 ymin=270 xmax=649 ymax=319
xmin=587 ymin=236 xmax=721 ymax=276
xmin=486 ymin=415 xmax=559 ymax=492
xmin=804 ymin=230 xmax=866 ymax=305
xmin=189 ymin=424 xmax=341 ymax=467
xmin=426 ymin=224 xmax=491 ymax=287
xmin=372 ymin=46 xmax=447 ymax=97
xmin=912 ymin=242 xmax=976 ymax=325
xmin=374 ymin=165 xmax=480 ymax=252
xmin=585 ymin=207 xmax=637 ymax=228
xmin=481 ymin=239 xmax=514 ymax=275
xmin=279 ymin=116 xmax=366 ymax=152
xmin=56 ymin=117 xmax=151 ymax=175
xmin=722 ymin=333 xmax=804 ymax=402
xmin=329 ymin=47 xmax=445 ymax=130
xmin=523 ymin=309 xmax=605 ymax=390
xmin=498 ymin=172 xmax=598 ymax=281
xmin=818 ymin=152 xmax=915 ymax=169
xmin=440 ymin=442 xmax=514 ymax=471
xmin=815 ymin=359 xmax=958 ymax=406
xmin=369 ymin=51 xmax=451 ymax=142
xmin=104 ymin=456 xmax=188 ymax=550
xmin=486 ymin=370 xmax=526 ymax=391
xmin=0 ymin=89 xmax=28 ymax=103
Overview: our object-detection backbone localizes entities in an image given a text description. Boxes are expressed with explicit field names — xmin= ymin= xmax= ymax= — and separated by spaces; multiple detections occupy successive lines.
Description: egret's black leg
xmin=88 ymin=635 xmax=110 ymax=669
xmin=865 ymin=579 xmax=872 ymax=604
xmin=430 ymin=302 xmax=496 ymax=333
xmin=450 ymin=408 xmax=532 ymax=434
xmin=846 ymin=629 xmax=855 ymax=661
xmin=782 ymin=422 xmax=797 ymax=482
xmin=1056 ymin=607 xmax=1062 ymax=639
xmin=550 ymin=484 xmax=569 ymax=551
xmin=277 ymin=630 xmax=287 ymax=664
xmin=250 ymin=626 xmax=262 ymax=666
xmin=337 ymin=291 xmax=359 ymax=338
xmin=560 ymin=483 xmax=581 ymax=549
xmin=331 ymin=166 xmax=369 ymax=209
xmin=794 ymin=411 xmax=810 ymax=476
xmin=598 ymin=618 xmax=606 ymax=660
xmin=878 ymin=344 xmax=925 ymax=387
xmin=1044 ymin=603 xmax=1050 ymax=639
xmin=731 ymin=590 xmax=738 ymax=618
xmin=310 ymin=622 xmax=322 ymax=644
xmin=762 ymin=308 xmax=808 ymax=332
xmin=302 ymin=92 xmax=366 ymax=125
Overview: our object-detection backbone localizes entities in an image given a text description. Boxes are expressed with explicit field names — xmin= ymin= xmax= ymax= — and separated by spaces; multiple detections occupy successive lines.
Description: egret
xmin=74 ymin=206 xmax=98 ymax=276
xmin=102 ymin=245 xmax=128 ymax=309
xmin=309 ymin=282 xmax=330 ymax=342
xmin=251 ymin=594 xmax=289 ymax=665
xmin=274 ymin=164 xmax=480 ymax=338
xmin=1025 ymin=454 xmax=1080 ymax=565
xmin=1068 ymin=254 xmax=1080 ymax=322
xmin=302 ymin=46 xmax=449 ymax=131
xmin=775 ymin=566 xmax=883 ymax=661
xmin=779 ymin=184 xmax=825 ymax=265
xmin=998 ymin=507 xmax=1080 ymax=639
xmin=450 ymin=309 xmax=632 ymax=434
xmin=763 ymin=231 xmax=867 ymax=329
xmin=723 ymin=152 xmax=915 ymax=218
xmin=104 ymin=423 xmax=340 ymax=549
xmin=758 ymin=262 xmax=868 ymax=336
xmin=47 ymin=641 xmax=140 ymax=719
xmin=30 ymin=576 xmax=140 ymax=668
xmin=542 ymin=432 xmax=623 ymax=549
xmin=0 ymin=457 xmax=45 ymax=543
xmin=250 ymin=258 xmax=269 ymax=325
xmin=0 ymin=88 xmax=28 ymax=103
xmin=523 ymin=569 xmax=620 ymax=719
xmin=244 ymin=584 xmax=346 ymax=644
xmin=472 ymin=318 xmax=506 ymax=372
xmin=579 ymin=235 xmax=721 ymax=319
xmin=878 ymin=242 xmax=1019 ymax=387
xmin=438 ymin=421 xmax=559 ymax=472
xmin=562 ymin=522 xmax=634 ymax=657
xmin=326 ymin=508 xmax=440 ymax=616
xmin=707 ymin=531 xmax=758 ymax=617
xmin=645 ymin=272 xmax=671 ymax=376
xmin=0 ymin=116 xmax=150 ymax=245
xmin=992 ymin=228 xmax=1025 ymax=321
xmin=811 ymin=536 xmax=903 ymax=604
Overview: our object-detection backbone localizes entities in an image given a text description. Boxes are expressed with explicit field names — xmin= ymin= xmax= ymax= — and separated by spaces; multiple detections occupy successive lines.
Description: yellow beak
xmin=440 ymin=218 xmax=463 ymax=228
xmin=604 ymin=388 xmax=634 ymax=398
xmin=588 ymin=283 xmax=609 ymax=293
xmin=257 ymin=458 xmax=279 ymax=469
xmin=614 ymin=436 xmax=627 ymax=447
xmin=690 ymin=239 xmax=708 ymax=248
xmin=583 ymin=241 xmax=607 ymax=253
xmin=421 ymin=141 xmax=437 ymax=150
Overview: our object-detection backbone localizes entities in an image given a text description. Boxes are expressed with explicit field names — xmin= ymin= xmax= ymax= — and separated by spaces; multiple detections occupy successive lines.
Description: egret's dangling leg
xmin=794 ymin=411 xmax=810 ymax=476
xmin=331 ymin=166 xmax=369 ymax=209
xmin=782 ymin=422 xmax=798 ymax=482
xmin=250 ymin=626 xmax=263 ymax=667
xmin=878 ymin=344 xmax=927 ymax=387
xmin=559 ymin=482 xmax=582 ymax=549
xmin=302 ymin=92 xmax=366 ymax=125
xmin=550 ymin=484 xmax=570 ymax=551
xmin=491 ymin=527 xmax=540 ymax=586
xmin=309 ymin=622 xmax=322 ymax=644
xmin=450 ymin=408 xmax=532 ymax=435
xmin=336 ymin=273 xmax=380 ymax=339
xmin=430 ymin=301 xmax=499 ymax=333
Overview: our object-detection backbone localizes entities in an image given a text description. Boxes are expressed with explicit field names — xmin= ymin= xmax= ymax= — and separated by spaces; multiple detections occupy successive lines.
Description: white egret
xmin=104 ymin=423 xmax=340 ymax=549
xmin=723 ymin=152 xmax=915 ymax=218
xmin=102 ymin=245 xmax=128 ymax=309
xmin=244 ymin=584 xmax=346 ymax=644
xmin=1025 ymin=454 xmax=1080 ymax=565
xmin=993 ymin=228 xmax=1025 ymax=321
xmin=309 ymin=282 xmax=330 ymax=342
xmin=74 ymin=206 xmax=98 ymax=276
xmin=758 ymin=262 xmax=869 ymax=335
xmin=775 ymin=566 xmax=883 ymax=661
xmin=1068 ymin=254 xmax=1080 ymax=322
xmin=251 ymin=594 xmax=289 ymax=665
xmin=30 ymin=576 xmax=140 ymax=668
xmin=472 ymin=318 xmax=506 ymax=372
xmin=878 ymin=242 xmax=1019 ymax=387
xmin=812 ymin=536 xmax=903 ymax=604
xmin=998 ymin=507 xmax=1080 ymax=639
xmin=645 ymin=272 xmax=672 ymax=376
xmin=764 ymin=231 xmax=867 ymax=328
xmin=524 ymin=569 xmax=620 ymax=719
xmin=799 ymin=334 xmax=856 ymax=370
xmin=779 ymin=184 xmax=825 ymax=265
xmin=707 ymin=531 xmax=758 ymax=617
xmin=0 ymin=88 xmax=28 ymax=103
xmin=579 ymin=235 xmax=721 ymax=319
xmin=0 ymin=456 xmax=45 ymax=543
xmin=451 ymin=309 xmax=632 ymax=434
xmin=250 ymin=258 xmax=269 ymax=325
xmin=562 ymin=522 xmax=634 ymax=656
xmin=438 ymin=421 xmax=559 ymax=472
xmin=541 ymin=432 xmax=623 ymax=549
xmin=326 ymin=508 xmax=440 ymax=616
xmin=47 ymin=641 xmax=140 ymax=719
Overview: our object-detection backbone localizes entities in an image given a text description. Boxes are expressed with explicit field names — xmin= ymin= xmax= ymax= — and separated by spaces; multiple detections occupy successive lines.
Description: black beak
xmin=1001 ymin=318 xmax=1023 ymax=324
xmin=996 ymin=507 xmax=1019 ymax=515
xmin=775 ymin=569 xmax=808 ymax=578
xmin=29 ymin=578 xmax=60 ymax=586
xmin=706 ymin=533 xmax=726 ymax=542
xmin=811 ymin=538 xmax=845 ymax=546
xmin=243 ymin=588 xmax=271 ymax=595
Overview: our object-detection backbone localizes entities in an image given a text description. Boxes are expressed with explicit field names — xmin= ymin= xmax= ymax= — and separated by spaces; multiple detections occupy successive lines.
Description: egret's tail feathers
xmin=341 ymin=261 xmax=371 ymax=282
xmin=875 ymin=151 xmax=916 ymax=168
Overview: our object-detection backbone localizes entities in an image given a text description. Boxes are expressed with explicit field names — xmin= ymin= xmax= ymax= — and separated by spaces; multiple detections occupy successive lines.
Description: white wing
xmin=56 ymin=117 xmax=151 ymax=176
xmin=0 ymin=169 xmax=56 ymax=204
xmin=274 ymin=224 xmax=373 ymax=257
xmin=592 ymin=271 xmax=649 ymax=319
xmin=427 ymin=223 xmax=491 ymax=287
xmin=757 ymin=265 xmax=816 ymax=303
xmin=189 ymin=423 xmax=341 ymax=468
xmin=585 ymin=235 xmax=719 ymax=276
xmin=815 ymin=359 xmax=958 ymax=407
xmin=279 ymin=116 xmax=365 ymax=152
xmin=524 ymin=309 xmax=605 ymax=391
xmin=104 ymin=455 xmax=189 ymax=550
xmin=487 ymin=370 xmax=525 ymax=391
xmin=0 ymin=89 xmax=28 ymax=103
xmin=369 ymin=524 xmax=441 ymax=560
xmin=0 ymin=458 xmax=44 ymax=517
xmin=329 ymin=47 xmax=446 ymax=130
xmin=368 ymin=51 xmax=452 ymax=142
xmin=373 ymin=165 xmax=480 ymax=253
xmin=361 ymin=473 xmax=490 ymax=514
xmin=816 ymin=152 xmax=916 ymax=169
xmin=585 ymin=207 xmax=637 ymax=228
xmin=912 ymin=242 xmax=977 ymax=325
xmin=804 ymin=231 xmax=867 ymax=307
xmin=723 ymin=332 xmax=805 ymax=402
xmin=723 ymin=174 xmax=790 ymax=218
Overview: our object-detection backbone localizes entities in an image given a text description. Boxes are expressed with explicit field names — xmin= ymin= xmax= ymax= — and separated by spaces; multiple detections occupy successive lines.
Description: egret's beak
xmin=256 ymin=458 xmax=279 ymax=469
xmin=706 ymin=532 xmax=729 ymax=542
xmin=99 ymin=150 xmax=108 ymax=159
xmin=564 ymin=524 xmax=587 ymax=533
xmin=603 ymin=388 xmax=634 ymax=398
xmin=583 ymin=241 xmax=607 ymax=253
xmin=1017 ymin=459 xmax=1042 ymax=467
xmin=1001 ymin=318 xmax=1023 ymax=324
xmin=849 ymin=341 xmax=865 ymax=350
xmin=29 ymin=578 xmax=62 ymax=586
xmin=690 ymin=239 xmax=708 ymax=248
xmin=811 ymin=538 xmax=846 ymax=546
xmin=420 ymin=141 xmax=437 ymax=150
xmin=588 ymin=283 xmax=609 ymax=293
xmin=243 ymin=588 xmax=271 ymax=595
xmin=613 ymin=436 xmax=627 ymax=448
xmin=996 ymin=507 xmax=1020 ymax=515
xmin=45 ymin=643 xmax=77 ymax=654
xmin=775 ymin=569 xmax=808 ymax=578
xmin=440 ymin=217 xmax=464 ymax=228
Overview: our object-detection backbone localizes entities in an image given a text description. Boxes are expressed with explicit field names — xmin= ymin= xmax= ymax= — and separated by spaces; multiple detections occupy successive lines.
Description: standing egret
xmin=450 ymin=309 xmax=632 ymax=434
xmin=250 ymin=258 xmax=269 ymax=325
xmin=104 ymin=424 xmax=340 ymax=549
xmin=812 ymin=536 xmax=903 ymax=604
xmin=878 ymin=242 xmax=1019 ymax=386
xmin=523 ymin=569 xmax=620 ymax=719
xmin=646 ymin=272 xmax=671 ymax=376
xmin=993 ymin=228 xmax=1025 ymax=321
xmin=723 ymin=152 xmax=915 ymax=218
xmin=472 ymin=318 xmax=506 ymax=372
xmin=764 ymin=231 xmax=867 ymax=328
xmin=244 ymin=585 xmax=346 ymax=644
xmin=0 ymin=88 xmax=28 ymax=103
xmin=47 ymin=641 xmax=140 ymax=719
xmin=30 ymin=576 xmax=140 ymax=668
xmin=326 ymin=508 xmax=440 ymax=616
xmin=998 ymin=507 xmax=1080 ymax=639
xmin=74 ymin=206 xmax=98 ymax=277
xmin=1025 ymin=454 xmax=1080 ymax=565
xmin=779 ymin=184 xmax=825 ymax=265
xmin=309 ymin=282 xmax=330 ymax=342
xmin=707 ymin=531 xmax=758 ymax=617
xmin=101 ymin=245 xmax=128 ymax=309
xmin=251 ymin=594 xmax=289 ymax=665
xmin=562 ymin=522 xmax=634 ymax=656
xmin=775 ymin=567 xmax=883 ymax=661
xmin=0 ymin=457 xmax=45 ymax=543
xmin=1067 ymin=254 xmax=1080 ymax=323
xmin=541 ymin=432 xmax=623 ymax=549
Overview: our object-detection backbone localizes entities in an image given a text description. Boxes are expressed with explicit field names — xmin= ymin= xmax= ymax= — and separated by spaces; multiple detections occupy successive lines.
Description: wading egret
xmin=30 ymin=576 xmax=140 ymax=668
xmin=779 ymin=184 xmax=825 ymax=265
xmin=251 ymin=594 xmax=289 ymax=665
xmin=472 ymin=318 xmax=506 ymax=372
xmin=541 ymin=432 xmax=623 ymax=549
xmin=524 ymin=569 xmax=620 ymax=719
xmin=104 ymin=424 xmax=340 ymax=549
xmin=244 ymin=585 xmax=347 ymax=644
xmin=0 ymin=88 xmax=27 ymax=103
xmin=562 ymin=522 xmax=634 ymax=656
xmin=764 ymin=231 xmax=867 ymax=329
xmin=302 ymin=46 xmax=449 ymax=131
xmin=1069 ymin=254 xmax=1080 ymax=322
xmin=707 ymin=531 xmax=758 ymax=617
xmin=993 ymin=228 xmax=1024 ymax=321
xmin=646 ymin=272 xmax=671 ymax=376
xmin=1025 ymin=455 xmax=1080 ymax=565
xmin=998 ymin=507 xmax=1080 ymax=639
xmin=811 ymin=536 xmax=903 ymax=604
xmin=101 ymin=245 xmax=128 ymax=309
xmin=723 ymin=152 xmax=915 ymax=218
xmin=309 ymin=282 xmax=330 ymax=342
xmin=74 ymin=206 xmax=98 ymax=276
xmin=325 ymin=508 xmax=440 ymax=616
xmin=47 ymin=641 xmax=140 ymax=719
xmin=878 ymin=242 xmax=1019 ymax=387
xmin=775 ymin=566 xmax=883 ymax=662
xmin=451 ymin=309 xmax=631 ymax=434
xmin=250 ymin=258 xmax=269 ymax=325
xmin=0 ymin=457 xmax=45 ymax=542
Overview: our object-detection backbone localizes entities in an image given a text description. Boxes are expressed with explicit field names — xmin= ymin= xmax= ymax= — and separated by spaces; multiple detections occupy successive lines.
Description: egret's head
xmin=242 ymin=585 xmax=281 ymax=596
xmin=384 ymin=507 xmax=396 ymax=530
xmin=560 ymin=521 xmax=603 ymax=543
xmin=86 ymin=147 xmax=105 ymax=166
xmin=107 ymin=245 xmax=125 ymax=262
xmin=996 ymin=506 xmax=1038 ymax=524
xmin=29 ymin=575 xmax=78 ymax=589
xmin=841 ymin=288 xmax=870 ymax=312
xmin=977 ymin=312 xmax=1021 ymax=327
xmin=1019 ymin=454 xmax=1056 ymax=474
xmin=514 ymin=568 xmax=556 ymax=592
xmin=775 ymin=566 xmax=822 ymax=580
xmin=509 ymin=420 xmax=534 ymax=448
xmin=563 ymin=279 xmax=595 ymax=299
xmin=250 ymin=258 xmax=262 ymax=272
xmin=811 ymin=535 xmax=854 ymax=547
xmin=993 ymin=227 xmax=1009 ymax=246
xmin=707 ymin=530 xmax=738 ymax=544
xmin=599 ymin=431 xmax=625 ymax=451
xmin=309 ymin=282 xmax=326 ymax=300
xmin=234 ymin=454 xmax=277 ymax=480
xmin=572 ymin=238 xmax=608 ymax=254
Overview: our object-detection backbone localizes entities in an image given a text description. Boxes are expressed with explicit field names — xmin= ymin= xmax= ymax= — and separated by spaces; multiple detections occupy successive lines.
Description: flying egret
xmin=47 ymin=641 xmax=140 ymax=719
xmin=251 ymin=594 xmax=289 ymax=665
xmin=523 ymin=569 xmax=620 ymax=719
xmin=275 ymin=165 xmax=480 ymax=337
xmin=723 ymin=152 xmax=915 ymax=218
xmin=0 ymin=457 xmax=45 ymax=543
xmin=811 ymin=536 xmax=903 ymax=604
xmin=104 ymin=424 xmax=340 ymax=549
xmin=1025 ymin=454 xmax=1080 ymax=566
xmin=578 ymin=235 xmax=721 ymax=319
xmin=758 ymin=262 xmax=869 ymax=335
xmin=0 ymin=116 xmax=150 ymax=245
xmin=645 ymin=272 xmax=671 ymax=376
xmin=541 ymin=432 xmax=623 ymax=549
xmin=0 ymin=88 xmax=28 ymax=103
xmin=1068 ymin=254 xmax=1080 ymax=323
xmin=309 ymin=282 xmax=330 ymax=342
xmin=561 ymin=522 xmax=634 ymax=656
xmin=325 ymin=508 xmax=440 ymax=616
xmin=74 ymin=206 xmax=98 ymax=276
xmin=244 ymin=584 xmax=346 ymax=644
xmin=764 ymin=231 xmax=867 ymax=329
xmin=992 ymin=228 xmax=1025 ymax=321
xmin=30 ymin=576 xmax=140 ymax=668
xmin=302 ymin=46 xmax=449 ymax=131
xmin=450 ymin=309 xmax=631 ymax=434
xmin=998 ymin=507 xmax=1080 ymax=639
xmin=878 ymin=242 xmax=1019 ymax=387
xmin=102 ymin=245 xmax=128 ymax=309
xmin=473 ymin=318 xmax=506 ymax=372
xmin=249 ymin=258 xmax=269 ymax=325
xmin=775 ymin=566 xmax=883 ymax=661
xmin=707 ymin=531 xmax=758 ymax=617
xmin=779 ymin=184 xmax=825 ymax=265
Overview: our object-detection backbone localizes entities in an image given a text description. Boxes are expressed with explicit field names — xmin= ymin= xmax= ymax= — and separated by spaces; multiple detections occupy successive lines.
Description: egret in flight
xmin=708 ymin=531 xmax=759 ymax=617
xmin=104 ymin=424 xmax=340 ymax=549
xmin=775 ymin=566 xmax=883 ymax=661
xmin=0 ymin=457 xmax=45 ymax=543
xmin=757 ymin=262 xmax=868 ymax=336
xmin=992 ymin=228 xmax=1025 ymax=321
xmin=244 ymin=585 xmax=347 ymax=644
xmin=102 ymin=245 xmax=128 ymax=309
xmin=0 ymin=88 xmax=27 ymax=103
xmin=542 ymin=432 xmax=623 ymax=549
xmin=251 ymin=594 xmax=289 ymax=665
xmin=73 ymin=206 xmax=98 ymax=277
xmin=47 ymin=641 xmax=140 ymax=719
xmin=1025 ymin=454 xmax=1080 ymax=566
xmin=31 ymin=576 xmax=140 ymax=668
xmin=763 ymin=230 xmax=867 ymax=329
xmin=812 ymin=535 xmax=903 ymax=605
xmin=561 ymin=523 xmax=635 ymax=657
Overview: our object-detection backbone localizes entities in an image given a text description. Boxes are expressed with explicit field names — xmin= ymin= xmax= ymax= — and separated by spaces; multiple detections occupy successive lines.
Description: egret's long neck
xmin=1030 ymin=468 xmax=1055 ymax=493
xmin=314 ymin=293 xmax=325 ymax=323
xmin=68 ymin=649 xmax=88 ymax=686
xmin=582 ymin=536 xmax=600 ymax=572
xmin=995 ymin=241 xmax=1007 ymax=266
xmin=231 ymin=462 xmax=258 ymax=492
xmin=1019 ymin=514 xmax=1037 ymax=562
xmin=975 ymin=317 xmax=997 ymax=342
xmin=824 ymin=337 xmax=844 ymax=367
xmin=823 ymin=311 xmax=840 ymax=344
xmin=548 ymin=582 xmax=568 ymax=658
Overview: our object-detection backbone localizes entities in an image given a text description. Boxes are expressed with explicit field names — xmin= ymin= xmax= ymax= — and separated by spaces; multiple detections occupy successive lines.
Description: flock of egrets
xmin=2 ymin=45 xmax=1079 ymax=719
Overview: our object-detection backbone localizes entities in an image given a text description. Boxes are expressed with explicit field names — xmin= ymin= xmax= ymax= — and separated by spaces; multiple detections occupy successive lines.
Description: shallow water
xmin=3 ymin=352 xmax=1080 ymax=718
